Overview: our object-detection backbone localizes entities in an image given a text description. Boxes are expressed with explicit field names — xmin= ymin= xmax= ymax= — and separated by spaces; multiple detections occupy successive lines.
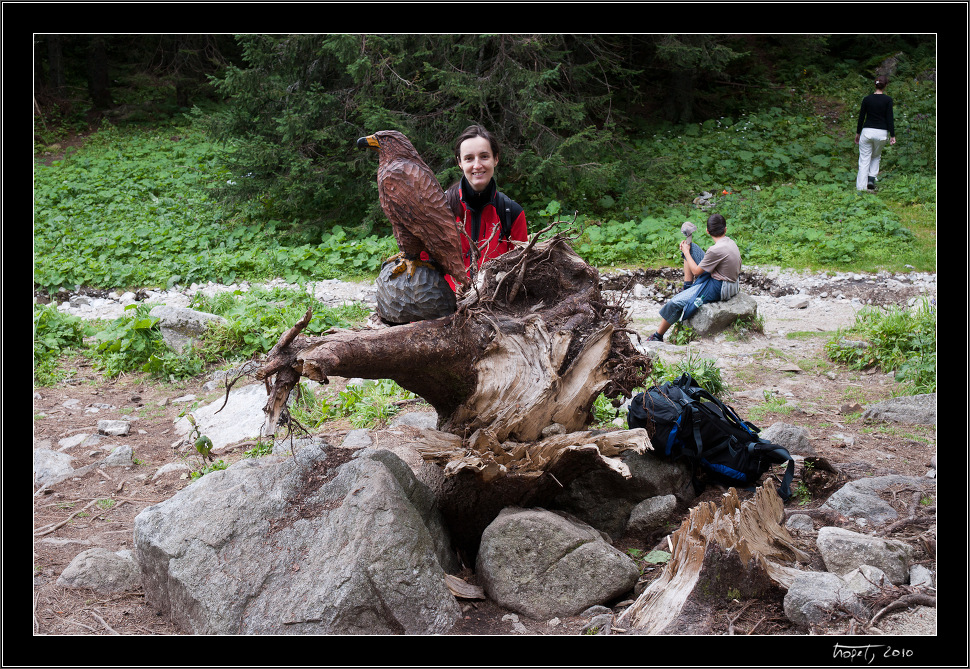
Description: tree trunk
xmin=257 ymin=233 xmax=651 ymax=441
xmin=46 ymin=35 xmax=65 ymax=95
xmin=86 ymin=36 xmax=114 ymax=109
xmin=253 ymin=232 xmax=654 ymax=554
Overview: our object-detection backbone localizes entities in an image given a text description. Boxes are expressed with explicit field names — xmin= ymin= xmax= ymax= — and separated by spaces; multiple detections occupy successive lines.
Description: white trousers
xmin=856 ymin=127 xmax=889 ymax=190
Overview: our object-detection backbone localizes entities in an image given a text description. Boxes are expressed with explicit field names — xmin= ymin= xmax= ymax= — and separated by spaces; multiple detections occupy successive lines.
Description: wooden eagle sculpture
xmin=357 ymin=130 xmax=469 ymax=288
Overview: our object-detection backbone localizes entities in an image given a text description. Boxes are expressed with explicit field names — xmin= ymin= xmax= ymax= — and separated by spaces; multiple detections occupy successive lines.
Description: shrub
xmin=33 ymin=304 xmax=91 ymax=385
xmin=824 ymin=297 xmax=936 ymax=393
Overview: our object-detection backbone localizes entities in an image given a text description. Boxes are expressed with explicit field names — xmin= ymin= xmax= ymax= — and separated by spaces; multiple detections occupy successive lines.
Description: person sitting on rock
xmin=647 ymin=213 xmax=741 ymax=342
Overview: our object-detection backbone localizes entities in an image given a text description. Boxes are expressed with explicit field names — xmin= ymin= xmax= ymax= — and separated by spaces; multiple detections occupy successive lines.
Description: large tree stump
xmin=254 ymin=232 xmax=654 ymax=555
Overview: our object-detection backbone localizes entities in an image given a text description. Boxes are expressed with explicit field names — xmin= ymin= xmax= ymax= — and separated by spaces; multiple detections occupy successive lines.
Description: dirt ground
xmin=31 ymin=270 xmax=937 ymax=637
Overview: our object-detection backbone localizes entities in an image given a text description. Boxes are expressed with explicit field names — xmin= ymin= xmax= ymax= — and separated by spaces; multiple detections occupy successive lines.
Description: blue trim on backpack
xmin=665 ymin=416 xmax=683 ymax=457
xmin=700 ymin=459 xmax=751 ymax=482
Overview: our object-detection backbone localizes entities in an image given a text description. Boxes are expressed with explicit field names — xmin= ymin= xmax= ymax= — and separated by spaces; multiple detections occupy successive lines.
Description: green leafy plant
xmin=243 ymin=440 xmax=275 ymax=459
xmin=667 ymin=322 xmax=697 ymax=346
xmin=189 ymin=460 xmax=229 ymax=481
xmin=192 ymin=285 xmax=370 ymax=361
xmin=33 ymin=303 xmax=91 ymax=385
xmin=591 ymin=393 xmax=620 ymax=426
xmin=89 ymin=303 xmax=165 ymax=377
xmin=824 ymin=297 xmax=936 ymax=393
xmin=793 ymin=461 xmax=815 ymax=506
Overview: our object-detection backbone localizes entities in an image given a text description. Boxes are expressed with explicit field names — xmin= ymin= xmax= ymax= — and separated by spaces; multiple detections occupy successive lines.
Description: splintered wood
xmin=617 ymin=479 xmax=810 ymax=634
xmin=412 ymin=427 xmax=651 ymax=483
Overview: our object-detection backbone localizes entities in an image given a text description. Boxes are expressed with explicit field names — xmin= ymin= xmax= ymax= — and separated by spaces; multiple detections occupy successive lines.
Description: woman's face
xmin=457 ymin=135 xmax=497 ymax=193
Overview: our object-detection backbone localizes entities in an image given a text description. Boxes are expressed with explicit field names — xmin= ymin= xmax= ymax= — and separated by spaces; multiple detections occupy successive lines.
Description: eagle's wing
xmin=378 ymin=157 xmax=467 ymax=284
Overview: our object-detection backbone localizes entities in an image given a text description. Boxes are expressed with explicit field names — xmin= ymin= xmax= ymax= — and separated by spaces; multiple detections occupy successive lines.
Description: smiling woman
xmin=443 ymin=125 xmax=529 ymax=285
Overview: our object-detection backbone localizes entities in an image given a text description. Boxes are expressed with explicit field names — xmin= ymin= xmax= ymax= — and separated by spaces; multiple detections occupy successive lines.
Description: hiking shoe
xmin=647 ymin=332 xmax=664 ymax=342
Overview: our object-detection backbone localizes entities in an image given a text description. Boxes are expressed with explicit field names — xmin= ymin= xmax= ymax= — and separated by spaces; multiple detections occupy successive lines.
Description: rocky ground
xmin=31 ymin=265 xmax=937 ymax=637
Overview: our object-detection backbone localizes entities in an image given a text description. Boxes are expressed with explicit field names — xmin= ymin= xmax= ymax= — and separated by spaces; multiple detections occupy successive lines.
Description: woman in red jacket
xmin=443 ymin=125 xmax=528 ymax=289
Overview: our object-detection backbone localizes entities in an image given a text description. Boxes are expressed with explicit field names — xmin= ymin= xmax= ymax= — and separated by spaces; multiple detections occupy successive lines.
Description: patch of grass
xmin=189 ymin=459 xmax=229 ymax=481
xmin=243 ymin=440 xmax=275 ymax=459
xmin=785 ymin=330 xmax=832 ymax=340
xmin=794 ymin=356 xmax=833 ymax=375
xmin=825 ymin=297 xmax=936 ymax=393
xmin=746 ymin=392 xmax=793 ymax=422
xmin=724 ymin=313 xmax=765 ymax=341
xmin=650 ymin=349 xmax=727 ymax=397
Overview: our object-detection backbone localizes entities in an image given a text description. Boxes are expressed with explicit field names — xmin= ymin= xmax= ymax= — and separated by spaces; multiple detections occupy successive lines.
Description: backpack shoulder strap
xmin=495 ymin=191 xmax=522 ymax=240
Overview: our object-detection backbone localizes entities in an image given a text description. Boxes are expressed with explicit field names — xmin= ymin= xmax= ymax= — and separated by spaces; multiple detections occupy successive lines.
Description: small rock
xmin=98 ymin=420 xmax=131 ymax=437
xmin=843 ymin=565 xmax=890 ymax=595
xmin=785 ymin=514 xmax=814 ymax=533
xmin=909 ymin=564 xmax=935 ymax=589
xmin=581 ymin=613 xmax=613 ymax=635
xmin=152 ymin=463 xmax=194 ymax=480
xmin=104 ymin=445 xmax=135 ymax=467
xmin=56 ymin=548 xmax=141 ymax=594
xmin=34 ymin=449 xmax=75 ymax=485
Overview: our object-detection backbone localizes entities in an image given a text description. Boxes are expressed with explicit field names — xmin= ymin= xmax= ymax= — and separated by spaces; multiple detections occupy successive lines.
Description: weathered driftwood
xmin=254 ymin=233 xmax=652 ymax=479
xmin=617 ymin=479 xmax=811 ymax=634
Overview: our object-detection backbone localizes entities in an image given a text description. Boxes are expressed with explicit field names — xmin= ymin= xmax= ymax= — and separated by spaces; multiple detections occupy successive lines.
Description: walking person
xmin=855 ymin=75 xmax=896 ymax=191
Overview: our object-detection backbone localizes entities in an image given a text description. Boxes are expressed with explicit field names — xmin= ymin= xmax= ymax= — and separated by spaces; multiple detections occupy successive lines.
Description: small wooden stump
xmin=618 ymin=479 xmax=811 ymax=634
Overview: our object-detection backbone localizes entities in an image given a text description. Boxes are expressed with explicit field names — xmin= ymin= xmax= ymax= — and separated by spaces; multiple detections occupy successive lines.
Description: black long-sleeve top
xmin=856 ymin=93 xmax=895 ymax=137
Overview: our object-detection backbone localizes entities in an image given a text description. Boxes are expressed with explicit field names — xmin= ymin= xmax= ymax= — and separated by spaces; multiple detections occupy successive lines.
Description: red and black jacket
xmin=453 ymin=177 xmax=528 ymax=278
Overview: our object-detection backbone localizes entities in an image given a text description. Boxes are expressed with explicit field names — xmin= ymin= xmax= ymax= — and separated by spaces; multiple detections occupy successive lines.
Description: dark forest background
xmin=33 ymin=33 xmax=938 ymax=239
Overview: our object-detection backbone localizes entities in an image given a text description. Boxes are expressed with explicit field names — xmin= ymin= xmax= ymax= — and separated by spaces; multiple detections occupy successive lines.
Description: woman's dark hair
xmin=706 ymin=213 xmax=727 ymax=237
xmin=875 ymin=75 xmax=890 ymax=90
xmin=453 ymin=124 xmax=501 ymax=162
xmin=446 ymin=125 xmax=501 ymax=218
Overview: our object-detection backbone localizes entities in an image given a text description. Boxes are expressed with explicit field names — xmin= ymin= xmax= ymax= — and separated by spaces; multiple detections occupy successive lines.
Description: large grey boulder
xmin=134 ymin=445 xmax=460 ymax=634
xmin=172 ymin=383 xmax=271 ymax=450
xmin=688 ymin=293 xmax=758 ymax=336
xmin=476 ymin=507 xmax=639 ymax=620
xmin=863 ymin=393 xmax=936 ymax=426
xmin=148 ymin=305 xmax=228 ymax=353
xmin=820 ymin=475 xmax=935 ymax=526
xmin=816 ymin=527 xmax=915 ymax=585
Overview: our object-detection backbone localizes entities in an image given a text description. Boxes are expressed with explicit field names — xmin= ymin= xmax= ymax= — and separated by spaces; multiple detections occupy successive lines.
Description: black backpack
xmin=628 ymin=373 xmax=796 ymax=501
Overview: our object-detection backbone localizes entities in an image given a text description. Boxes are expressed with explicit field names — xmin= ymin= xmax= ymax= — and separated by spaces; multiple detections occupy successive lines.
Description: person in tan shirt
xmin=647 ymin=213 xmax=741 ymax=342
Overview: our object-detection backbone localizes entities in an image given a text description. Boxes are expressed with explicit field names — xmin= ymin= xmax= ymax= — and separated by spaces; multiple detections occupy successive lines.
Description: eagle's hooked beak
xmin=357 ymin=135 xmax=379 ymax=151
